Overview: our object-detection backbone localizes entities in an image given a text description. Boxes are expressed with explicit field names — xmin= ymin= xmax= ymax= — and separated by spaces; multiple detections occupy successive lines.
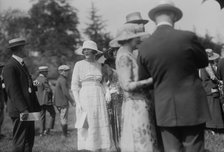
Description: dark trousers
xmin=0 ymin=107 xmax=4 ymax=134
xmin=40 ymin=105 xmax=56 ymax=133
xmin=11 ymin=117 xmax=35 ymax=152
xmin=160 ymin=123 xmax=205 ymax=152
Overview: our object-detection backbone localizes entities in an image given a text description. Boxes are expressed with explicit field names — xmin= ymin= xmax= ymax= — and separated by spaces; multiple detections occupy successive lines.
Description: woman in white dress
xmin=114 ymin=23 xmax=160 ymax=152
xmin=71 ymin=40 xmax=113 ymax=152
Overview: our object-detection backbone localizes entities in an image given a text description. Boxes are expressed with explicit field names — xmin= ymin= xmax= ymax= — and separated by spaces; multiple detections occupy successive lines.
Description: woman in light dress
xmin=114 ymin=23 xmax=160 ymax=152
xmin=71 ymin=40 xmax=113 ymax=152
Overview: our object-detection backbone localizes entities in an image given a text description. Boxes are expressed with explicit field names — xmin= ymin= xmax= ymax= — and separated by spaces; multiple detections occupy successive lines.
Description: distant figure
xmin=35 ymin=66 xmax=56 ymax=136
xmin=201 ymin=49 xmax=224 ymax=132
xmin=0 ymin=63 xmax=6 ymax=140
xmin=138 ymin=0 xmax=210 ymax=151
xmin=72 ymin=40 xmax=113 ymax=151
xmin=54 ymin=65 xmax=75 ymax=137
xmin=3 ymin=37 xmax=41 ymax=152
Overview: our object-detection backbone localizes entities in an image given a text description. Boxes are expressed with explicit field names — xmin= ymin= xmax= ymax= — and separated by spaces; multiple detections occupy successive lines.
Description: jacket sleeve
xmin=3 ymin=66 xmax=28 ymax=112
xmin=217 ymin=59 xmax=224 ymax=80
xmin=190 ymin=33 xmax=208 ymax=69
xmin=137 ymin=52 xmax=151 ymax=80
xmin=71 ymin=63 xmax=81 ymax=105
xmin=60 ymin=78 xmax=74 ymax=105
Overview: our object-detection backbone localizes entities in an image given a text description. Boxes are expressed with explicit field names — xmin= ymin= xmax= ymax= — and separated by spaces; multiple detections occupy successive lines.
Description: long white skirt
xmin=77 ymin=83 xmax=112 ymax=151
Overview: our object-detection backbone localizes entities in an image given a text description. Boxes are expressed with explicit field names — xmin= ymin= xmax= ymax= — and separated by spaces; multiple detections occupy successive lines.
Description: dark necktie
xmin=21 ymin=61 xmax=33 ymax=93
xmin=21 ymin=61 xmax=25 ymax=66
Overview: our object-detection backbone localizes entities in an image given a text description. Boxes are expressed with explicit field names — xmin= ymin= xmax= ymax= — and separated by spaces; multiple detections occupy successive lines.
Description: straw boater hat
xmin=148 ymin=0 xmax=183 ymax=22
xmin=125 ymin=12 xmax=148 ymax=25
xmin=8 ymin=37 xmax=27 ymax=49
xmin=74 ymin=40 xmax=103 ymax=55
xmin=38 ymin=66 xmax=48 ymax=72
xmin=58 ymin=65 xmax=70 ymax=71
xmin=206 ymin=49 xmax=220 ymax=61
xmin=114 ymin=23 xmax=149 ymax=42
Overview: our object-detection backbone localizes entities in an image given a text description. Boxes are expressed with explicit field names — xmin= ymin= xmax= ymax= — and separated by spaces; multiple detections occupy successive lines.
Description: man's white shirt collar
xmin=12 ymin=54 xmax=23 ymax=65
xmin=157 ymin=22 xmax=173 ymax=27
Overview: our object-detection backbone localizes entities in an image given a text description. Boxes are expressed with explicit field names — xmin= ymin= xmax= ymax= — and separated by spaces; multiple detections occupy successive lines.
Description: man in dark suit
xmin=217 ymin=52 xmax=224 ymax=111
xmin=0 ymin=63 xmax=6 ymax=140
xmin=138 ymin=1 xmax=210 ymax=152
xmin=3 ymin=37 xmax=41 ymax=152
xmin=35 ymin=66 xmax=55 ymax=136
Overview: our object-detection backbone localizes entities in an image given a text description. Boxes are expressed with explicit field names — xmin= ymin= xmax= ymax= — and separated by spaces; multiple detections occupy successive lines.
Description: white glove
xmin=105 ymin=90 xmax=111 ymax=103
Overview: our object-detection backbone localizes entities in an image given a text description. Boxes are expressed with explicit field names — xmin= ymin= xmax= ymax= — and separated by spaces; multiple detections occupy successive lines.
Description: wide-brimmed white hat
xmin=74 ymin=40 xmax=102 ymax=55
xmin=8 ymin=37 xmax=27 ymax=48
xmin=206 ymin=49 xmax=220 ymax=61
xmin=109 ymin=39 xmax=120 ymax=48
xmin=148 ymin=0 xmax=183 ymax=22
xmin=113 ymin=23 xmax=149 ymax=42
xmin=125 ymin=12 xmax=148 ymax=25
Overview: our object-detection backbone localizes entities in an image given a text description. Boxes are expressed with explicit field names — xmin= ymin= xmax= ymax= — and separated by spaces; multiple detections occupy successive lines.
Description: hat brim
xmin=114 ymin=32 xmax=149 ymax=42
xmin=208 ymin=53 xmax=220 ymax=60
xmin=126 ymin=19 xmax=148 ymax=25
xmin=74 ymin=47 xmax=103 ymax=56
xmin=109 ymin=39 xmax=120 ymax=48
xmin=148 ymin=4 xmax=183 ymax=22
xmin=8 ymin=42 xmax=28 ymax=49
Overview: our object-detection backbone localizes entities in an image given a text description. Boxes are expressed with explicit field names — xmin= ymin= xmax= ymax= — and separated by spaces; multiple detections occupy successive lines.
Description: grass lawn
xmin=0 ymin=106 xmax=77 ymax=152
xmin=1 ymin=106 xmax=224 ymax=152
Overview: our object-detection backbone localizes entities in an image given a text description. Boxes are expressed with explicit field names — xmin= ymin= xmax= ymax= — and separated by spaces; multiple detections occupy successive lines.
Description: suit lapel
xmin=11 ymin=57 xmax=30 ymax=79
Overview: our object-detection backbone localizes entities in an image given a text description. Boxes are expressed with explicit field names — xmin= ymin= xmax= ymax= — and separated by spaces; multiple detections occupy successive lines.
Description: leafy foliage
xmin=84 ymin=2 xmax=112 ymax=51
xmin=0 ymin=9 xmax=30 ymax=62
xmin=198 ymin=33 xmax=224 ymax=54
xmin=28 ymin=0 xmax=80 ymax=59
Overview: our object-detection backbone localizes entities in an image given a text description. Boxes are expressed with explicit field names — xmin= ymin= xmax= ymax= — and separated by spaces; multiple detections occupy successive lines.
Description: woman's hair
xmin=117 ymin=39 xmax=133 ymax=45
xmin=82 ymin=49 xmax=97 ymax=55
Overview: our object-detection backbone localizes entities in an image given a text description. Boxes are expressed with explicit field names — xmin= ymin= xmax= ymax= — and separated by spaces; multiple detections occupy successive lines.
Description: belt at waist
xmin=81 ymin=81 xmax=101 ymax=87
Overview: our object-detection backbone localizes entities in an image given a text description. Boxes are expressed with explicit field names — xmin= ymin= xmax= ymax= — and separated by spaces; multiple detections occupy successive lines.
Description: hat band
xmin=9 ymin=40 xmax=26 ymax=48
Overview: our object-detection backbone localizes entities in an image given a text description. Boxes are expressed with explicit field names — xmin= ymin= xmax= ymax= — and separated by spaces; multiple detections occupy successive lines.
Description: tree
xmin=198 ymin=32 xmax=224 ymax=54
xmin=23 ymin=0 xmax=82 ymax=77
xmin=84 ymin=2 xmax=112 ymax=51
xmin=28 ymin=0 xmax=81 ymax=61
xmin=0 ymin=9 xmax=30 ymax=62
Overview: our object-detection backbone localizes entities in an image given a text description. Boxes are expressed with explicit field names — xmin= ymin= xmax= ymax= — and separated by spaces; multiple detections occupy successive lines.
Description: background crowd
xmin=1 ymin=0 xmax=224 ymax=152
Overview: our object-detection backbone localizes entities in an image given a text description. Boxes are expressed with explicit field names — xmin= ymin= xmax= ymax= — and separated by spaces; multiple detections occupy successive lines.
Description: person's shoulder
xmin=75 ymin=60 xmax=85 ymax=66
xmin=3 ymin=58 xmax=17 ymax=72
xmin=218 ymin=58 xmax=224 ymax=65
xmin=116 ymin=49 xmax=131 ymax=60
xmin=38 ymin=75 xmax=47 ymax=82
xmin=58 ymin=76 xmax=66 ymax=82
xmin=174 ymin=29 xmax=196 ymax=38
xmin=116 ymin=51 xmax=132 ymax=67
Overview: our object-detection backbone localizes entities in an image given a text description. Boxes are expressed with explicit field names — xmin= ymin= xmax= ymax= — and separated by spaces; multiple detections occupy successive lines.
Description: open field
xmin=1 ymin=106 xmax=224 ymax=152
xmin=0 ymin=106 xmax=78 ymax=152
